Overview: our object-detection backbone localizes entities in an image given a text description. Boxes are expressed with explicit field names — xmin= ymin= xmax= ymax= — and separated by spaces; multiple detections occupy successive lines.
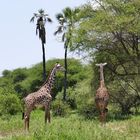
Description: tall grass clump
xmin=1 ymin=111 xmax=140 ymax=140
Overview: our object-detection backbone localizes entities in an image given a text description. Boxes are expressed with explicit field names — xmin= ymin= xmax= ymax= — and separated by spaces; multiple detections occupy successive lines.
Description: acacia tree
xmin=71 ymin=0 xmax=140 ymax=114
xmin=30 ymin=9 xmax=52 ymax=81
xmin=54 ymin=7 xmax=80 ymax=101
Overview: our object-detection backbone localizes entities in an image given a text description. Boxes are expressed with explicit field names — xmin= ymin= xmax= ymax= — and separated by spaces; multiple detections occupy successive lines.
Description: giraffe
xmin=95 ymin=63 xmax=109 ymax=124
xmin=23 ymin=63 xmax=65 ymax=131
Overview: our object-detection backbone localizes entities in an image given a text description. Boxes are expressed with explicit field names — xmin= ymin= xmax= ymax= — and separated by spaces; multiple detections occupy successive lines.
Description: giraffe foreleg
xmin=45 ymin=103 xmax=51 ymax=124
xmin=103 ymin=108 xmax=108 ymax=123
xmin=99 ymin=109 xmax=107 ymax=124
xmin=47 ymin=103 xmax=51 ymax=123
xmin=99 ymin=111 xmax=105 ymax=124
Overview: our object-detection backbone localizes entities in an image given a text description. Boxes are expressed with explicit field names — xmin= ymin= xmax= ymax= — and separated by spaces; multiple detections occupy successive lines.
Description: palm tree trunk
xmin=42 ymin=42 xmax=47 ymax=81
xmin=63 ymin=44 xmax=68 ymax=101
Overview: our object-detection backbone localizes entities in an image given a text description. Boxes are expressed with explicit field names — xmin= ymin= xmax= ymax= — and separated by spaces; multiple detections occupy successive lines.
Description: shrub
xmin=0 ymin=94 xmax=21 ymax=116
xmin=78 ymin=101 xmax=97 ymax=119
xmin=65 ymin=87 xmax=77 ymax=109
xmin=51 ymin=100 xmax=70 ymax=117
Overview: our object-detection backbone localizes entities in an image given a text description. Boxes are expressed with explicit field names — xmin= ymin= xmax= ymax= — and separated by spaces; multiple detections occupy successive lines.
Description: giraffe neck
xmin=42 ymin=67 xmax=57 ymax=93
xmin=99 ymin=66 xmax=105 ymax=87
xmin=100 ymin=80 xmax=105 ymax=88
xmin=100 ymin=66 xmax=104 ymax=81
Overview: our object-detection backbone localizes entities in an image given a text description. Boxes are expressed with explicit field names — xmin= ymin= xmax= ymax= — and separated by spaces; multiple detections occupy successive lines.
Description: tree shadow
xmin=106 ymin=112 xmax=132 ymax=122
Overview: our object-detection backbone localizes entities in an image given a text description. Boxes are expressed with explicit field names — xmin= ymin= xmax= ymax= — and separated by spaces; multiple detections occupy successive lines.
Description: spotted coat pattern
xmin=95 ymin=63 xmax=109 ymax=123
xmin=23 ymin=63 xmax=64 ymax=131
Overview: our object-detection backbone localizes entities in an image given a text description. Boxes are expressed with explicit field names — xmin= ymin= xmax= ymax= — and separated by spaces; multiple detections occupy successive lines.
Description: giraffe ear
xmin=56 ymin=62 xmax=61 ymax=67
xmin=95 ymin=64 xmax=100 ymax=66
xmin=102 ymin=63 xmax=107 ymax=66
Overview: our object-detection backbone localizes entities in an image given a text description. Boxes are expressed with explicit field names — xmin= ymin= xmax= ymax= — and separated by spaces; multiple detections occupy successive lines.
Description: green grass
xmin=0 ymin=110 xmax=140 ymax=140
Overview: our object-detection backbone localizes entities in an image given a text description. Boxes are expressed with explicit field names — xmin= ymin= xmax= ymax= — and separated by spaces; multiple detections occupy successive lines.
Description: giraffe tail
xmin=21 ymin=98 xmax=25 ymax=120
xmin=22 ymin=112 xmax=24 ymax=120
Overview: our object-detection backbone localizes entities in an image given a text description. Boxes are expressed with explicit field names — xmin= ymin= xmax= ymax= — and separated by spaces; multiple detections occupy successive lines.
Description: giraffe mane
xmin=38 ymin=67 xmax=54 ymax=89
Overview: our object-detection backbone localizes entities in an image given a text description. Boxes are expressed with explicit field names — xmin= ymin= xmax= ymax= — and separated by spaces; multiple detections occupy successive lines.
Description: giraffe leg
xmin=47 ymin=104 xmax=51 ymax=123
xmin=24 ymin=113 xmax=30 ymax=131
xmin=99 ymin=113 xmax=103 ymax=123
xmin=45 ymin=105 xmax=48 ymax=124
xmin=24 ymin=114 xmax=26 ymax=130
xmin=45 ymin=110 xmax=47 ymax=124
xmin=24 ymin=113 xmax=28 ymax=131
xmin=103 ymin=109 xmax=107 ymax=123
xmin=103 ymin=112 xmax=106 ymax=123
xmin=45 ymin=103 xmax=51 ymax=124
xmin=24 ymin=108 xmax=32 ymax=131
xmin=27 ymin=115 xmax=30 ymax=131
xmin=47 ymin=96 xmax=52 ymax=123
xmin=99 ymin=111 xmax=104 ymax=124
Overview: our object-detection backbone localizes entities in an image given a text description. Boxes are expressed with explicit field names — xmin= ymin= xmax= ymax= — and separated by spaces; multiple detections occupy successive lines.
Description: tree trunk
xmin=42 ymin=42 xmax=47 ymax=81
xmin=63 ymin=44 xmax=68 ymax=101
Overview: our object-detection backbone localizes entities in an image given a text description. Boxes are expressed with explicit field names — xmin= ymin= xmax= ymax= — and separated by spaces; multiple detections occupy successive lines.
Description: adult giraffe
xmin=23 ymin=63 xmax=65 ymax=131
xmin=95 ymin=63 xmax=109 ymax=124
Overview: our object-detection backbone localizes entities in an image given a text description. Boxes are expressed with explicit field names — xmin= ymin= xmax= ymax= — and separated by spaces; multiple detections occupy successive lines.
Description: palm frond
xmin=62 ymin=33 xmax=65 ymax=42
xmin=54 ymin=26 xmax=63 ymax=35
xmin=34 ymin=13 xmax=38 ymax=17
xmin=56 ymin=13 xmax=64 ymax=20
xmin=30 ymin=13 xmax=38 ymax=22
xmin=74 ymin=8 xmax=80 ymax=14
xmin=63 ymin=7 xmax=72 ymax=18
xmin=36 ymin=26 xmax=38 ymax=35
xmin=47 ymin=17 xmax=52 ymax=22
xmin=30 ymin=16 xmax=35 ymax=22
xmin=44 ymin=14 xmax=49 ymax=17
xmin=54 ymin=30 xmax=59 ymax=35
xmin=38 ymin=9 xmax=45 ymax=14
xmin=44 ymin=17 xmax=52 ymax=23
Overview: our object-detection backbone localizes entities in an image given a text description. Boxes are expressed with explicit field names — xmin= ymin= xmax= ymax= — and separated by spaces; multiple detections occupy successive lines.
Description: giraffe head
xmin=55 ymin=62 xmax=65 ymax=72
xmin=96 ymin=63 xmax=107 ymax=81
xmin=95 ymin=63 xmax=107 ymax=68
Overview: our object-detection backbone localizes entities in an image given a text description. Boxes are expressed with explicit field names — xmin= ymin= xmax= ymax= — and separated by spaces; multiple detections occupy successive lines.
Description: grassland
xmin=0 ymin=110 xmax=140 ymax=140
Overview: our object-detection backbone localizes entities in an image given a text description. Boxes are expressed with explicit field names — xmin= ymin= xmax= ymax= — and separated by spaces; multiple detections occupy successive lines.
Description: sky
xmin=0 ymin=0 xmax=88 ymax=75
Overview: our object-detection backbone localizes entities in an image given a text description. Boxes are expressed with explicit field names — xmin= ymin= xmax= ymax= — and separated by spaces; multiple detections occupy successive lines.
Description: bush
xmin=79 ymin=101 xmax=97 ymax=119
xmin=65 ymin=87 xmax=77 ymax=109
xmin=51 ymin=100 xmax=70 ymax=117
xmin=0 ymin=94 xmax=21 ymax=116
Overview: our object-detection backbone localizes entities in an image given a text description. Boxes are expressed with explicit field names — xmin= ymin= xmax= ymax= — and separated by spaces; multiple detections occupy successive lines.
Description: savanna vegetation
xmin=0 ymin=0 xmax=140 ymax=139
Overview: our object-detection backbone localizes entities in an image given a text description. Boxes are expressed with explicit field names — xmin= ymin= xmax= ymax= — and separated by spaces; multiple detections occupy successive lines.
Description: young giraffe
xmin=23 ymin=63 xmax=65 ymax=131
xmin=95 ymin=63 xmax=109 ymax=124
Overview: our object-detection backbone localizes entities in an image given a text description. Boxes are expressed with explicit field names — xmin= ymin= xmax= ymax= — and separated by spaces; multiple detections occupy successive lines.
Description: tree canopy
xmin=69 ymin=0 xmax=140 ymax=114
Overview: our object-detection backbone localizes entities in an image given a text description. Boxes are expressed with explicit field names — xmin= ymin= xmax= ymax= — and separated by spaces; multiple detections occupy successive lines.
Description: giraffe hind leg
xmin=45 ymin=109 xmax=47 ymax=124
xmin=27 ymin=115 xmax=30 ymax=131
xmin=22 ymin=112 xmax=24 ymax=120
xmin=24 ymin=108 xmax=32 ymax=131
xmin=24 ymin=113 xmax=30 ymax=131
xmin=47 ymin=109 xmax=51 ymax=123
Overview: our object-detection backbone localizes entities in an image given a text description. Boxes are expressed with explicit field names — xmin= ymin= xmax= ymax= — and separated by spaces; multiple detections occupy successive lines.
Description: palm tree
xmin=54 ymin=7 xmax=80 ymax=101
xmin=30 ymin=9 xmax=52 ymax=81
